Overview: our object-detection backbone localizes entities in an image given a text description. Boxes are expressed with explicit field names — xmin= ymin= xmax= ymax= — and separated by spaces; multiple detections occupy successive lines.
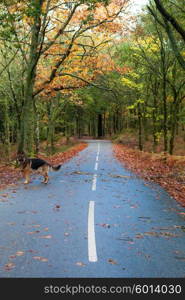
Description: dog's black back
xmin=29 ymin=158 xmax=49 ymax=170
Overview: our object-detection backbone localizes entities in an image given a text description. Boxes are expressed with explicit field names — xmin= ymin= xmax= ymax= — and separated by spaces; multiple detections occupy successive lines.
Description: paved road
xmin=0 ymin=140 xmax=185 ymax=278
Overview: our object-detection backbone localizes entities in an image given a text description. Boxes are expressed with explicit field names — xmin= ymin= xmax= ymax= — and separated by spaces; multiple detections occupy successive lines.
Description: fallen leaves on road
xmin=53 ymin=204 xmax=61 ymax=211
xmin=1 ymin=193 xmax=8 ymax=197
xmin=15 ymin=251 xmax=24 ymax=256
xmin=9 ymin=250 xmax=25 ymax=260
xmin=64 ymin=232 xmax=70 ymax=236
xmin=135 ymin=234 xmax=144 ymax=239
xmin=108 ymin=259 xmax=117 ymax=265
xmin=135 ymin=231 xmax=180 ymax=239
xmin=71 ymin=171 xmax=92 ymax=175
xmin=0 ymin=198 xmax=8 ymax=202
xmin=113 ymin=144 xmax=185 ymax=207
xmin=174 ymin=256 xmax=185 ymax=261
xmin=39 ymin=235 xmax=52 ymax=239
xmin=76 ymin=261 xmax=86 ymax=267
xmin=0 ymin=166 xmax=21 ymax=190
xmin=27 ymin=249 xmax=37 ymax=253
xmin=9 ymin=255 xmax=17 ymax=259
xmin=144 ymin=231 xmax=179 ymax=238
xmin=33 ymin=256 xmax=48 ymax=262
xmin=17 ymin=210 xmax=38 ymax=214
xmin=109 ymin=174 xmax=130 ymax=179
xmin=7 ymin=222 xmax=16 ymax=226
xmin=31 ymin=224 xmax=41 ymax=228
xmin=27 ymin=230 xmax=40 ymax=234
xmin=97 ymin=223 xmax=111 ymax=228
xmin=55 ymin=205 xmax=61 ymax=209
xmin=4 ymin=262 xmax=15 ymax=271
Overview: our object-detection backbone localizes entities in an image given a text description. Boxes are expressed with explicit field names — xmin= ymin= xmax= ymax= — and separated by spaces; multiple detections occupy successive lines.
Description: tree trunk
xmin=162 ymin=71 xmax=168 ymax=153
xmin=137 ymin=102 xmax=143 ymax=151
xmin=34 ymin=108 xmax=40 ymax=155
xmin=169 ymin=97 xmax=179 ymax=155
xmin=4 ymin=98 xmax=11 ymax=160
xmin=98 ymin=114 xmax=103 ymax=137
xmin=18 ymin=1 xmax=42 ymax=154
xmin=152 ymin=94 xmax=158 ymax=152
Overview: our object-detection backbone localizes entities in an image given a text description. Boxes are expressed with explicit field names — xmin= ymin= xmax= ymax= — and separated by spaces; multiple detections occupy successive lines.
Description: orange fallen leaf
xmin=39 ymin=235 xmax=52 ymax=239
xmin=4 ymin=262 xmax=15 ymax=271
xmin=76 ymin=261 xmax=86 ymax=267
xmin=2 ymin=193 xmax=8 ymax=197
xmin=9 ymin=255 xmax=16 ymax=259
xmin=16 ymin=251 xmax=24 ymax=256
xmin=108 ymin=259 xmax=117 ymax=265
xmin=33 ymin=256 xmax=48 ymax=262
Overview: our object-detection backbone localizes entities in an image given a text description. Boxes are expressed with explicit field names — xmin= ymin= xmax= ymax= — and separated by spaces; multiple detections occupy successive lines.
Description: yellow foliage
xmin=132 ymin=37 xmax=160 ymax=55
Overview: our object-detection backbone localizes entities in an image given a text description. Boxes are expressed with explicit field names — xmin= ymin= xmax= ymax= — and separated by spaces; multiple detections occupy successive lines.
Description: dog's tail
xmin=51 ymin=164 xmax=61 ymax=171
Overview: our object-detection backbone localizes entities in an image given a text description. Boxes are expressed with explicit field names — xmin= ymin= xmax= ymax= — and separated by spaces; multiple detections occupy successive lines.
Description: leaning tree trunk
xmin=18 ymin=1 xmax=42 ymax=155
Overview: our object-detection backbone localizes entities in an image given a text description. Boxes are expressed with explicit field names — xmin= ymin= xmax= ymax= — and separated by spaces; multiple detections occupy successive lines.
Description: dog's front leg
xmin=23 ymin=169 xmax=30 ymax=184
xmin=42 ymin=172 xmax=49 ymax=184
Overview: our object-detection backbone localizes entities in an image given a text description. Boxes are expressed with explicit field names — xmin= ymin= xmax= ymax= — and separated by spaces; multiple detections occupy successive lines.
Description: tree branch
xmin=153 ymin=0 xmax=185 ymax=42
xmin=148 ymin=4 xmax=185 ymax=70
xmin=41 ymin=3 xmax=80 ymax=55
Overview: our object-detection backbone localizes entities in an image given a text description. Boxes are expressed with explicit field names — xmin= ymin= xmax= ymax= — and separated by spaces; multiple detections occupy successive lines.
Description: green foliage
xmin=0 ymin=0 xmax=185 ymax=156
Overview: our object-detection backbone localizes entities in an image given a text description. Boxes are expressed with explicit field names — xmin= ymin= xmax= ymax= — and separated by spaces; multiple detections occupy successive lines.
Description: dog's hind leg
xmin=41 ymin=166 xmax=49 ymax=184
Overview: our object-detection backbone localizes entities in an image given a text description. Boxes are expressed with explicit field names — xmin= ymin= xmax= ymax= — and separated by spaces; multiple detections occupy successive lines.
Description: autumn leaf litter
xmin=113 ymin=144 xmax=185 ymax=207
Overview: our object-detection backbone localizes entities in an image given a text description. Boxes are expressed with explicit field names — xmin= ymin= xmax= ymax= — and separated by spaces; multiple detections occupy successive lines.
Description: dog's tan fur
xmin=17 ymin=152 xmax=61 ymax=184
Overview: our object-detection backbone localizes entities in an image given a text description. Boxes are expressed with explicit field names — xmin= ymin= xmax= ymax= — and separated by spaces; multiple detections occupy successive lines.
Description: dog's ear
xmin=17 ymin=150 xmax=27 ymax=156
xmin=17 ymin=150 xmax=25 ymax=155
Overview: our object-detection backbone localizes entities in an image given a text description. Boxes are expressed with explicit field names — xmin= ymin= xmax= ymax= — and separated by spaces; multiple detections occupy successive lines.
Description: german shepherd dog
xmin=17 ymin=151 xmax=61 ymax=184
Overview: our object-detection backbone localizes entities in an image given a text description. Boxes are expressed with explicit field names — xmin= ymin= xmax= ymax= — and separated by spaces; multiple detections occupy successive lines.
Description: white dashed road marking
xmin=92 ymin=174 xmax=97 ymax=191
xmin=88 ymin=201 xmax=97 ymax=262
xmin=94 ymin=162 xmax=98 ymax=171
xmin=88 ymin=143 xmax=100 ymax=262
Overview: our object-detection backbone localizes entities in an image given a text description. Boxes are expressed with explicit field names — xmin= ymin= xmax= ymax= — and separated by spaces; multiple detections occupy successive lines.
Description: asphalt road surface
xmin=0 ymin=140 xmax=185 ymax=278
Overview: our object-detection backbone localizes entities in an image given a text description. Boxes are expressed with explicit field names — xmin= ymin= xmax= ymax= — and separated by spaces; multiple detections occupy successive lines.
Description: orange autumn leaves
xmin=6 ymin=0 xmax=131 ymax=98
xmin=34 ymin=0 xmax=130 ymax=97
